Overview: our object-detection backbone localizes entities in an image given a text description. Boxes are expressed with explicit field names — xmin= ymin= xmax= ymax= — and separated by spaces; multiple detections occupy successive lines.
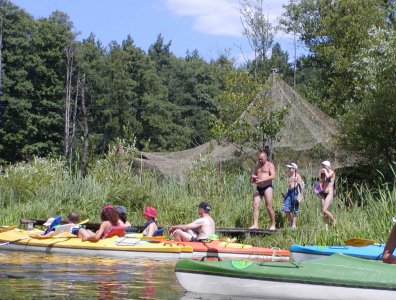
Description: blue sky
xmin=11 ymin=0 xmax=304 ymax=63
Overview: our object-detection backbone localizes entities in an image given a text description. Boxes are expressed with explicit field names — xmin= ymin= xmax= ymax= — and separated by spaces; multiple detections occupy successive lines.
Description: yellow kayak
xmin=0 ymin=229 xmax=192 ymax=259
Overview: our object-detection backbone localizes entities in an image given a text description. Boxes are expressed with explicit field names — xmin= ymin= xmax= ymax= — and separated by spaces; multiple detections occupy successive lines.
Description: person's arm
xmin=170 ymin=219 xmax=203 ymax=232
xmin=383 ymin=224 xmax=396 ymax=264
xmin=267 ymin=163 xmax=276 ymax=181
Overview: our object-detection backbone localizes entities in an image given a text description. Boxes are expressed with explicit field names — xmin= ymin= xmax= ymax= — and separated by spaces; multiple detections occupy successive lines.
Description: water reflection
xmin=0 ymin=250 xmax=184 ymax=299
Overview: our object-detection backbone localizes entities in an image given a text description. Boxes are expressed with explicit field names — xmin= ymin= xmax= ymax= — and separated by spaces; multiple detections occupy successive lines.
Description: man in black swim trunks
xmin=169 ymin=202 xmax=215 ymax=242
xmin=250 ymin=150 xmax=276 ymax=230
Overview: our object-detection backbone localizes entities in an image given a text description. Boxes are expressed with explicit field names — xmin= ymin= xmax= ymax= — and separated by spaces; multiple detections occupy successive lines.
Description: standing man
xmin=169 ymin=202 xmax=215 ymax=242
xmin=250 ymin=150 xmax=276 ymax=230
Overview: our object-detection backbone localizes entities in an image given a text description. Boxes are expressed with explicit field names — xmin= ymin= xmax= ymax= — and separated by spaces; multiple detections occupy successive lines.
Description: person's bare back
xmin=169 ymin=202 xmax=215 ymax=242
xmin=190 ymin=215 xmax=215 ymax=240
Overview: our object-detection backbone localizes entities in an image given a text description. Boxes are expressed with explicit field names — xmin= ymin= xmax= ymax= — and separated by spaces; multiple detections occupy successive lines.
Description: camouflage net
xmin=135 ymin=80 xmax=345 ymax=177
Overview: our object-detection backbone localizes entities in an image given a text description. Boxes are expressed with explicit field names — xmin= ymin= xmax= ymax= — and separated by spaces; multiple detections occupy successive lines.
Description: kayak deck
xmin=0 ymin=229 xmax=189 ymax=259
xmin=159 ymin=238 xmax=289 ymax=260
xmin=175 ymin=254 xmax=396 ymax=299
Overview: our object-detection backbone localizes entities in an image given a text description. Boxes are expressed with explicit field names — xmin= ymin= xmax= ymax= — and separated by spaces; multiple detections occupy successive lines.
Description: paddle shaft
xmin=78 ymin=219 xmax=89 ymax=225
xmin=0 ymin=237 xmax=29 ymax=246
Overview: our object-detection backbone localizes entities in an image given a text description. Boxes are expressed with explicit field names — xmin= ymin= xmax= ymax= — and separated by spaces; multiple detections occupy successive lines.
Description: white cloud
xmin=163 ymin=0 xmax=288 ymax=37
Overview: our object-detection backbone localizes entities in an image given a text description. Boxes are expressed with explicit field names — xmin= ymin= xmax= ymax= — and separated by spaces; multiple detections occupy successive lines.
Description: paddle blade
xmin=78 ymin=219 xmax=89 ymax=225
xmin=344 ymin=238 xmax=375 ymax=247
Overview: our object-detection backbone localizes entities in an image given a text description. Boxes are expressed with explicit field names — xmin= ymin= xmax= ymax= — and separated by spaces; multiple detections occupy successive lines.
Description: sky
xmin=11 ymin=0 xmax=305 ymax=63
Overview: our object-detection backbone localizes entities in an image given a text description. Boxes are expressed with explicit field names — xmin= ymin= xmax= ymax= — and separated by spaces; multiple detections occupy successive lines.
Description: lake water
xmin=0 ymin=249 xmax=271 ymax=300
xmin=0 ymin=250 xmax=192 ymax=299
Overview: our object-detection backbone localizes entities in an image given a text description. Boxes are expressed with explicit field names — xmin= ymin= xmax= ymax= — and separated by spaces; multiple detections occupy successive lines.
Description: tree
xmin=279 ymin=0 xmax=305 ymax=88
xmin=339 ymin=27 xmax=396 ymax=165
xmin=211 ymin=70 xmax=289 ymax=159
xmin=0 ymin=2 xmax=38 ymax=162
xmin=239 ymin=0 xmax=275 ymax=77
xmin=280 ymin=0 xmax=395 ymax=117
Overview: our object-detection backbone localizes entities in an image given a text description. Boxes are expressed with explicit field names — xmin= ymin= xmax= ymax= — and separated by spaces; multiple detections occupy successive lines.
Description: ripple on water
xmin=0 ymin=250 xmax=185 ymax=299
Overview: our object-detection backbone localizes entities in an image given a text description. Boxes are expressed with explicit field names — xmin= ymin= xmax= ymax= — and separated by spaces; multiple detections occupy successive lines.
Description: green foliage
xmin=281 ymin=0 xmax=395 ymax=117
xmin=339 ymin=27 xmax=396 ymax=165
xmin=211 ymin=70 xmax=289 ymax=154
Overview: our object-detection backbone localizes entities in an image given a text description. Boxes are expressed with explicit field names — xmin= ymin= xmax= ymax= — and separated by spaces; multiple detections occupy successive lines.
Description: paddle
xmin=0 ymin=237 xmax=29 ymax=246
xmin=344 ymin=238 xmax=377 ymax=247
xmin=78 ymin=219 xmax=89 ymax=225
xmin=0 ymin=225 xmax=17 ymax=233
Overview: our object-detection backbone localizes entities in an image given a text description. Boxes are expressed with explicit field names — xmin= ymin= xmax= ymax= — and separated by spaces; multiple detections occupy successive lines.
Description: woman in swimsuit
xmin=319 ymin=161 xmax=336 ymax=229
xmin=78 ymin=205 xmax=122 ymax=241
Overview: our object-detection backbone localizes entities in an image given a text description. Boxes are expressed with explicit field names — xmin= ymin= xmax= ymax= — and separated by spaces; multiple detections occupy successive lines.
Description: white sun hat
xmin=286 ymin=162 xmax=298 ymax=169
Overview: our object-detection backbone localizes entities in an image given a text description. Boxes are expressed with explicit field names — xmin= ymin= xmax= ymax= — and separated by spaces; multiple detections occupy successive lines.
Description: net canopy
xmin=135 ymin=79 xmax=344 ymax=176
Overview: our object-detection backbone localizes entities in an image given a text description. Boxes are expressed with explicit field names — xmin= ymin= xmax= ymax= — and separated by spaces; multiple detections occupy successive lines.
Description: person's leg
xmin=172 ymin=229 xmax=193 ymax=242
xmin=285 ymin=212 xmax=292 ymax=226
xmin=291 ymin=213 xmax=297 ymax=229
xmin=291 ymin=200 xmax=299 ymax=229
xmin=322 ymin=192 xmax=336 ymax=225
xmin=250 ymin=191 xmax=261 ymax=229
xmin=78 ymin=229 xmax=93 ymax=241
xmin=264 ymin=187 xmax=276 ymax=230
xmin=383 ymin=224 xmax=396 ymax=263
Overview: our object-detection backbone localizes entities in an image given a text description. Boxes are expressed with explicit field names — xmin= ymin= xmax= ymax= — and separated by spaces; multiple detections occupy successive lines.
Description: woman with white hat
xmin=320 ymin=160 xmax=336 ymax=229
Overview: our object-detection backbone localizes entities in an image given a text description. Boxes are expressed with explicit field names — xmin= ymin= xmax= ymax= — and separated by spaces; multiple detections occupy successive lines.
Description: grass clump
xmin=0 ymin=155 xmax=395 ymax=250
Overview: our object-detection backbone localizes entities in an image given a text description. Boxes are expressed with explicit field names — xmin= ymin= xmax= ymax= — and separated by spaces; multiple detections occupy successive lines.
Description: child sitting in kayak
xmin=37 ymin=212 xmax=80 ymax=237
xmin=78 ymin=206 xmax=125 ymax=241
xmin=142 ymin=206 xmax=159 ymax=237
xmin=115 ymin=206 xmax=132 ymax=227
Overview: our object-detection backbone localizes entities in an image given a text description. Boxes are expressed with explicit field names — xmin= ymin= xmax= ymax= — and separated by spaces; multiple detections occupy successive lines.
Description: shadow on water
xmin=0 ymin=250 xmax=184 ymax=299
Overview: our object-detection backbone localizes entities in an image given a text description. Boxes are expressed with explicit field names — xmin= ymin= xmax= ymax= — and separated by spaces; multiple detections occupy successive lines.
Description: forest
xmin=1 ymin=0 xmax=395 ymax=172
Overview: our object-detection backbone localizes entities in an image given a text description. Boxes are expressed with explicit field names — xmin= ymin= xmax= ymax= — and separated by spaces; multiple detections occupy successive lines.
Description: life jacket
xmin=142 ymin=220 xmax=163 ymax=236
xmin=102 ymin=226 xmax=126 ymax=239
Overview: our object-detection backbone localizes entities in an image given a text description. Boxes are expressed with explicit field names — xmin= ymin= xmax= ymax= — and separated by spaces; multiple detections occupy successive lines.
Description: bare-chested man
xmin=250 ymin=151 xmax=276 ymax=230
xmin=169 ymin=202 xmax=215 ymax=242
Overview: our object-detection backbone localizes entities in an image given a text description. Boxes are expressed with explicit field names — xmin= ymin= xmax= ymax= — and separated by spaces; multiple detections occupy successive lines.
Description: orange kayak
xmin=158 ymin=238 xmax=289 ymax=260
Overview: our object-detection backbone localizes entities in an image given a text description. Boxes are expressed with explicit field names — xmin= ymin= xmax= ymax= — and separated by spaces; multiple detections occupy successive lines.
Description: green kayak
xmin=175 ymin=254 xmax=396 ymax=299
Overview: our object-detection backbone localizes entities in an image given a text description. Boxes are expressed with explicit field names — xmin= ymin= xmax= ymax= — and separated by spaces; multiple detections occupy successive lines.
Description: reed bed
xmin=0 ymin=156 xmax=395 ymax=250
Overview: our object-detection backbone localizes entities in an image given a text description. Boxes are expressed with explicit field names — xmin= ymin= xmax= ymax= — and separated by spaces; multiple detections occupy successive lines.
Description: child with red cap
xmin=142 ymin=206 xmax=158 ymax=237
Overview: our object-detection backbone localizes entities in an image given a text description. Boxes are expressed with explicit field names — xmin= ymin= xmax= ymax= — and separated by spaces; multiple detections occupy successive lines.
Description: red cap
xmin=143 ymin=206 xmax=157 ymax=218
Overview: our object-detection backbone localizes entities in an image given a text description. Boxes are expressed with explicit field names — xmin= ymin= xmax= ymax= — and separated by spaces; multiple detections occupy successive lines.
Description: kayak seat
xmin=103 ymin=226 xmax=126 ymax=239
xmin=152 ymin=228 xmax=164 ymax=237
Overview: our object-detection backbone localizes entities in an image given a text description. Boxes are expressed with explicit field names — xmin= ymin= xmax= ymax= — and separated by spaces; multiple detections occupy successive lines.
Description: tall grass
xmin=0 ymin=156 xmax=395 ymax=249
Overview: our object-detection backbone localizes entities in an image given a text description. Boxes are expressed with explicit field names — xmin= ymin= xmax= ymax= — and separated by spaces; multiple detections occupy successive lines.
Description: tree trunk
xmin=79 ymin=74 xmax=88 ymax=177
xmin=68 ymin=72 xmax=80 ymax=166
xmin=293 ymin=32 xmax=297 ymax=89
xmin=64 ymin=46 xmax=75 ymax=157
